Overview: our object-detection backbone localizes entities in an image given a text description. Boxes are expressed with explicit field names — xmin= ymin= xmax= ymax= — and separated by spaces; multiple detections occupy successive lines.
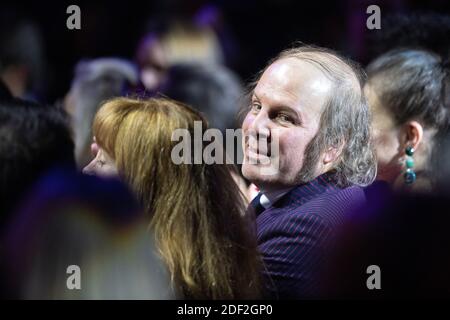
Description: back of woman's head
xmin=367 ymin=49 xmax=450 ymax=188
xmin=366 ymin=49 xmax=450 ymax=133
xmin=93 ymin=98 xmax=202 ymax=209
xmin=92 ymin=97 xmax=260 ymax=299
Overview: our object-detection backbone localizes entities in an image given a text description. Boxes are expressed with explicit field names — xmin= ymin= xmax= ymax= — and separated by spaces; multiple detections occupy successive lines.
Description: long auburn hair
xmin=93 ymin=97 xmax=261 ymax=299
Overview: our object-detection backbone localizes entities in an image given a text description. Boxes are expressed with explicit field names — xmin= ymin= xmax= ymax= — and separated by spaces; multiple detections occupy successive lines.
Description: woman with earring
xmin=364 ymin=49 xmax=450 ymax=193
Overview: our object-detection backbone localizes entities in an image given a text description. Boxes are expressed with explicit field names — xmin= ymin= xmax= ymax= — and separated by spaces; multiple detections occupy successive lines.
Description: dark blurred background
xmin=1 ymin=0 xmax=450 ymax=103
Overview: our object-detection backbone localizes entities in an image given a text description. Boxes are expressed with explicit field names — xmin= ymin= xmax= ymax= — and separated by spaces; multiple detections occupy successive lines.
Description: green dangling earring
xmin=404 ymin=145 xmax=416 ymax=184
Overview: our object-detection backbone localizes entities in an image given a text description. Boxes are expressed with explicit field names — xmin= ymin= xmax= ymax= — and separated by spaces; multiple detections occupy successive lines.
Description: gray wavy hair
xmin=69 ymin=58 xmax=138 ymax=168
xmin=242 ymin=44 xmax=377 ymax=187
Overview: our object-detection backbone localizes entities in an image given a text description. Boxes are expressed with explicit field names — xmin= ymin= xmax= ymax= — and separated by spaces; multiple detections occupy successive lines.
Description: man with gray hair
xmin=241 ymin=44 xmax=376 ymax=298
xmin=65 ymin=58 xmax=138 ymax=168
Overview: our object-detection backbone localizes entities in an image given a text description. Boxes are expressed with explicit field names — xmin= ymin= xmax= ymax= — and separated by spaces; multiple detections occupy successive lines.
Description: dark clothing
xmin=254 ymin=173 xmax=366 ymax=298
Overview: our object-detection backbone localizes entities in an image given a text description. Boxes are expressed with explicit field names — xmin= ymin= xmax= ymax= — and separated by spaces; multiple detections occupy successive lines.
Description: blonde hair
xmin=93 ymin=97 xmax=261 ymax=299
xmin=161 ymin=23 xmax=223 ymax=65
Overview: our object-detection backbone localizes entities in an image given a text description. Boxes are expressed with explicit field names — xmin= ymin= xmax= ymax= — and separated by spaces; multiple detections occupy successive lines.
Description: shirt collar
xmin=259 ymin=187 xmax=294 ymax=209
xmin=258 ymin=172 xmax=341 ymax=209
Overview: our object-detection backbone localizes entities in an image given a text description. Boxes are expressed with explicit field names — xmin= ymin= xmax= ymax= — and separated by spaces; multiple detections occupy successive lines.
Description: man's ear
xmin=401 ymin=120 xmax=423 ymax=150
xmin=322 ymin=145 xmax=342 ymax=166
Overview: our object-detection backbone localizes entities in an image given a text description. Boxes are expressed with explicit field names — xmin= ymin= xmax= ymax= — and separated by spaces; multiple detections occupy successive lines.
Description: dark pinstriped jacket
xmin=254 ymin=173 xmax=366 ymax=299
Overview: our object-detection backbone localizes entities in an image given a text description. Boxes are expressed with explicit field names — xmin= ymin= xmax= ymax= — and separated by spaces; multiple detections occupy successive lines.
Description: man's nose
xmin=247 ymin=111 xmax=272 ymax=157
xmin=249 ymin=111 xmax=271 ymax=140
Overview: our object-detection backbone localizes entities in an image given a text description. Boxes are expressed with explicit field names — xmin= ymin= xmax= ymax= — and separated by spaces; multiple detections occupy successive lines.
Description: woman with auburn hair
xmin=83 ymin=97 xmax=261 ymax=299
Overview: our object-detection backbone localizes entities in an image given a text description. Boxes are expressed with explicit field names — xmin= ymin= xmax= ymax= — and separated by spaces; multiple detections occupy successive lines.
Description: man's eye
xmin=277 ymin=113 xmax=294 ymax=124
xmin=251 ymin=103 xmax=262 ymax=113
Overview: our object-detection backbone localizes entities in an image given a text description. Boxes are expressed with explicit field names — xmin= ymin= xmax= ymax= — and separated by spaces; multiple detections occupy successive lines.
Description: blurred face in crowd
xmin=242 ymin=57 xmax=333 ymax=192
xmin=364 ymin=83 xmax=402 ymax=184
xmin=136 ymin=35 xmax=167 ymax=91
xmin=83 ymin=139 xmax=118 ymax=178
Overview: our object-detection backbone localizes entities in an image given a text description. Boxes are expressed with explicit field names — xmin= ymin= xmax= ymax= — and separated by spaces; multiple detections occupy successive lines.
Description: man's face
xmin=241 ymin=57 xmax=333 ymax=191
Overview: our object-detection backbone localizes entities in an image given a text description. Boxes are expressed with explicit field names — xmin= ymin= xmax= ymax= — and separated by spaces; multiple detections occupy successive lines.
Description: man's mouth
xmin=245 ymin=145 xmax=271 ymax=164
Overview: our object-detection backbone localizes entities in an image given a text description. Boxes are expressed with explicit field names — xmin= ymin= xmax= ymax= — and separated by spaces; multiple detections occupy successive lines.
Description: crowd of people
xmin=1 ymin=10 xmax=450 ymax=299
